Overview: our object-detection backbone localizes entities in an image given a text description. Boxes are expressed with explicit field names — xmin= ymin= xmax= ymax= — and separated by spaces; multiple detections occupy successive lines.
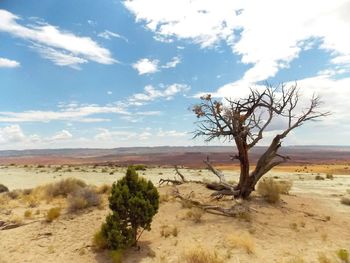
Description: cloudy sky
xmin=0 ymin=0 xmax=349 ymax=149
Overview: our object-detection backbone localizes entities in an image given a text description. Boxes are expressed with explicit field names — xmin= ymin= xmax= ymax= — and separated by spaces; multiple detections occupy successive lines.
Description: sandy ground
xmin=0 ymin=165 xmax=350 ymax=263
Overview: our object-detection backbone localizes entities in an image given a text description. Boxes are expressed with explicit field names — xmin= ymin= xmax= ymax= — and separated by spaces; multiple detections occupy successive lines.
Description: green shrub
xmin=110 ymin=249 xmax=124 ymax=263
xmin=93 ymin=230 xmax=108 ymax=250
xmin=337 ymin=249 xmax=349 ymax=262
xmin=100 ymin=167 xmax=159 ymax=249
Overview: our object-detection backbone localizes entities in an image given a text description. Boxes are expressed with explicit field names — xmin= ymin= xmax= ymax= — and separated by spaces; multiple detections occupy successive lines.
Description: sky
xmin=0 ymin=0 xmax=349 ymax=150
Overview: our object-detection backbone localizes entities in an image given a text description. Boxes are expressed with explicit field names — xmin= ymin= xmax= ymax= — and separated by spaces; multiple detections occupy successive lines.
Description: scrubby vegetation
xmin=257 ymin=178 xmax=292 ymax=203
xmin=0 ymin=183 xmax=9 ymax=193
xmin=340 ymin=197 xmax=350 ymax=206
xmin=67 ymin=187 xmax=102 ymax=212
xmin=45 ymin=178 xmax=86 ymax=198
xmin=182 ymin=247 xmax=224 ymax=263
xmin=46 ymin=207 xmax=61 ymax=222
xmin=98 ymin=167 xmax=159 ymax=250
xmin=226 ymin=232 xmax=255 ymax=254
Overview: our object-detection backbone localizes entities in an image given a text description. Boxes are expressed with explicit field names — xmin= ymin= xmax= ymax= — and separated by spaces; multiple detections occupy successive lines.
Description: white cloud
xmin=0 ymin=9 xmax=116 ymax=68
xmin=132 ymin=58 xmax=159 ymax=74
xmin=30 ymin=44 xmax=87 ymax=69
xmin=0 ymin=57 xmax=20 ymax=68
xmin=161 ymin=56 xmax=181 ymax=69
xmin=0 ymin=125 xmax=25 ymax=143
xmin=51 ymin=130 xmax=73 ymax=140
xmin=0 ymin=103 xmax=128 ymax=123
xmin=157 ymin=129 xmax=187 ymax=137
xmin=128 ymin=83 xmax=190 ymax=105
xmin=124 ymin=0 xmax=350 ymax=82
xmin=98 ymin=30 xmax=128 ymax=42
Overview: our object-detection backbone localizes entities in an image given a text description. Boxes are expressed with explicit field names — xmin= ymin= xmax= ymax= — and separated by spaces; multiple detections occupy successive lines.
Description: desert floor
xmin=0 ymin=164 xmax=350 ymax=263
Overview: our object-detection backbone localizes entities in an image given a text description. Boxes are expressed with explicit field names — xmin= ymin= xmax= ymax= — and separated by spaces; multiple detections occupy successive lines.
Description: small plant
xmin=257 ymin=178 xmax=280 ymax=203
xmin=99 ymin=167 xmax=159 ymax=249
xmin=7 ymin=190 xmax=21 ymax=199
xmin=110 ymin=249 xmax=124 ymax=263
xmin=290 ymin=222 xmax=298 ymax=231
xmin=180 ymin=199 xmax=194 ymax=209
xmin=340 ymin=197 xmax=350 ymax=206
xmin=0 ymin=183 xmax=9 ymax=193
xmin=24 ymin=209 xmax=32 ymax=218
xmin=337 ymin=249 xmax=349 ymax=263
xmin=67 ymin=187 xmax=102 ymax=212
xmin=277 ymin=180 xmax=293 ymax=194
xmin=45 ymin=178 xmax=87 ymax=198
xmin=160 ymin=225 xmax=178 ymax=238
xmin=93 ymin=230 xmax=108 ymax=250
xmin=315 ymin=175 xmax=325 ymax=180
xmin=226 ymin=232 xmax=255 ymax=254
xmin=186 ymin=208 xmax=204 ymax=223
xmin=182 ymin=247 xmax=224 ymax=263
xmin=326 ymin=173 xmax=334 ymax=179
xmin=46 ymin=207 xmax=61 ymax=222
xmin=159 ymin=194 xmax=171 ymax=203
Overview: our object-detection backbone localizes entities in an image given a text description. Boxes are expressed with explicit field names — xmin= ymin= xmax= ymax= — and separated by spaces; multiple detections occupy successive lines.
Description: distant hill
xmin=0 ymin=146 xmax=349 ymax=166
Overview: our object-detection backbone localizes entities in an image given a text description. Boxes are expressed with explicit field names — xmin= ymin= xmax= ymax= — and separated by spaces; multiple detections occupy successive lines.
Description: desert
xmin=1 ymin=155 xmax=350 ymax=263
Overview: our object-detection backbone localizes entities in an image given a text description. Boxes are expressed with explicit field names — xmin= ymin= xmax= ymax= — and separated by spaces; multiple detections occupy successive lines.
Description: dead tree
xmin=193 ymin=83 xmax=329 ymax=199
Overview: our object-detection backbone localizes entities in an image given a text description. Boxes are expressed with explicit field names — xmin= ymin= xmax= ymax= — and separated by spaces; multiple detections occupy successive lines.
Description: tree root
xmin=172 ymin=187 xmax=251 ymax=218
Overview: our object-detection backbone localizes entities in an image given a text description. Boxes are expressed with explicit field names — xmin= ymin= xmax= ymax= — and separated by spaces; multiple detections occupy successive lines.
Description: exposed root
xmin=172 ymin=187 xmax=251 ymax=218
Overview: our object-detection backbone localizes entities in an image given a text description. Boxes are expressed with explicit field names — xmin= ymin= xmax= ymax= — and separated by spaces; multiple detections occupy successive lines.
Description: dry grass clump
xmin=96 ymin=184 xmax=111 ymax=195
xmin=287 ymin=257 xmax=306 ymax=263
xmin=340 ymin=197 xmax=350 ymax=206
xmin=46 ymin=207 xmax=61 ymax=222
xmin=6 ymin=189 xmax=21 ymax=199
xmin=182 ymin=247 xmax=224 ymax=263
xmin=257 ymin=178 xmax=293 ymax=203
xmin=226 ymin=232 xmax=255 ymax=254
xmin=24 ymin=209 xmax=32 ymax=218
xmin=185 ymin=207 xmax=204 ymax=223
xmin=67 ymin=187 xmax=102 ymax=212
xmin=45 ymin=178 xmax=86 ymax=198
xmin=160 ymin=224 xmax=178 ymax=238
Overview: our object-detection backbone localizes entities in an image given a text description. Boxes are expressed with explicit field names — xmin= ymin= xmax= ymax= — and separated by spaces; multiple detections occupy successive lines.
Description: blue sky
xmin=0 ymin=0 xmax=349 ymax=149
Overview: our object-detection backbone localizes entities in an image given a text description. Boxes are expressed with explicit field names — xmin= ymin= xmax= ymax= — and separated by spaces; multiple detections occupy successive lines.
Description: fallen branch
xmin=159 ymin=166 xmax=205 ymax=186
xmin=203 ymin=158 xmax=239 ymax=198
